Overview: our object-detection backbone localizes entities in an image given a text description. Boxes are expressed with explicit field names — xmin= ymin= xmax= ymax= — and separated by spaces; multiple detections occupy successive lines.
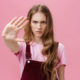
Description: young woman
xmin=2 ymin=4 xmax=66 ymax=80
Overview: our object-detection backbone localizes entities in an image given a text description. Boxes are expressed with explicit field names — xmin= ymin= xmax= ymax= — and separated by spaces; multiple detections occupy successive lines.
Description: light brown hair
xmin=23 ymin=4 xmax=59 ymax=80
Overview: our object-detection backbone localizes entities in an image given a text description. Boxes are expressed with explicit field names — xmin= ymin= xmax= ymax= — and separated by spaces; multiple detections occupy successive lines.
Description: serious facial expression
xmin=31 ymin=12 xmax=47 ymax=38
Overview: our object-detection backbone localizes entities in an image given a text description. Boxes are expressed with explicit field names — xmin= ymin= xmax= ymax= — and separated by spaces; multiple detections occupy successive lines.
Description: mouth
xmin=36 ymin=31 xmax=42 ymax=33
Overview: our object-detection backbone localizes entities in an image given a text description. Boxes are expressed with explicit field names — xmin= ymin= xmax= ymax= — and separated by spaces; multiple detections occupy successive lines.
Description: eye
xmin=33 ymin=21 xmax=37 ymax=23
xmin=41 ymin=21 xmax=46 ymax=24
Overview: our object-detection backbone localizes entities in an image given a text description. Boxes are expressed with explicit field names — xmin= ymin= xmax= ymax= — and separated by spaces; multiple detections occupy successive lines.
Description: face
xmin=30 ymin=12 xmax=47 ymax=39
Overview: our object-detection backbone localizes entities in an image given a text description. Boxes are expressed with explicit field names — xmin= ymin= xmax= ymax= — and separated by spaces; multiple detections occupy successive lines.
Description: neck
xmin=33 ymin=36 xmax=42 ymax=44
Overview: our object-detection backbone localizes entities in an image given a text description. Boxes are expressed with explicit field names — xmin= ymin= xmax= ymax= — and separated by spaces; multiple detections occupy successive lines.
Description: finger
xmin=9 ymin=17 xmax=18 ymax=24
xmin=13 ymin=16 xmax=24 ymax=25
xmin=16 ymin=17 xmax=27 ymax=27
xmin=16 ymin=20 xmax=29 ymax=31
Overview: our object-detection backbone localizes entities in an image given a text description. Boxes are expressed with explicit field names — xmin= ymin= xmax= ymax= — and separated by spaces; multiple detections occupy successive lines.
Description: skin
xmin=2 ymin=12 xmax=65 ymax=80
xmin=30 ymin=12 xmax=65 ymax=80
xmin=57 ymin=65 xmax=65 ymax=80
xmin=30 ymin=12 xmax=47 ymax=44
xmin=1 ymin=16 xmax=28 ymax=52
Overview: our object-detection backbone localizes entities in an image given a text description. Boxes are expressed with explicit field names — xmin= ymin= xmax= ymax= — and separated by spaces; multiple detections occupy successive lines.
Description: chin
xmin=35 ymin=35 xmax=42 ymax=38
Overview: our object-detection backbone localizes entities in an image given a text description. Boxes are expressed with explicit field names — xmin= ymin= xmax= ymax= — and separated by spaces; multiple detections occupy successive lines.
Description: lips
xmin=36 ymin=31 xmax=42 ymax=33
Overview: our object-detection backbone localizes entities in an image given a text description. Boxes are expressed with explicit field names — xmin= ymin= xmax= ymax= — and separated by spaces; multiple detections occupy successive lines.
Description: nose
xmin=37 ymin=23 xmax=41 ymax=29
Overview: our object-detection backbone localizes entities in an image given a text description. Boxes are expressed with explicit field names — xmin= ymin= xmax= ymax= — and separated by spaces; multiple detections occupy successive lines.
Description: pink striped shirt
xmin=14 ymin=41 xmax=66 ymax=79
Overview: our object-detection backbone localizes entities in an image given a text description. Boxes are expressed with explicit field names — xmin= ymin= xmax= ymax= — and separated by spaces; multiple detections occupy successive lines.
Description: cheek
xmin=42 ymin=26 xmax=47 ymax=31
xmin=31 ymin=23 xmax=36 ymax=32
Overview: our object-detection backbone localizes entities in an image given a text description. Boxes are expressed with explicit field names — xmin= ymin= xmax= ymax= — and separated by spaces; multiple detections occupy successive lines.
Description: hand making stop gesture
xmin=2 ymin=16 xmax=29 ymax=42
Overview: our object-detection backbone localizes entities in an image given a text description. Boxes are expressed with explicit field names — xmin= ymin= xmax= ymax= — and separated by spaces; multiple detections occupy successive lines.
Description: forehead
xmin=31 ymin=12 xmax=46 ymax=21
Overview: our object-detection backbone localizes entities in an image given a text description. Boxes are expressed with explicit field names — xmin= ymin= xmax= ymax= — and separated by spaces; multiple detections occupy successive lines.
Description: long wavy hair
xmin=23 ymin=4 xmax=59 ymax=80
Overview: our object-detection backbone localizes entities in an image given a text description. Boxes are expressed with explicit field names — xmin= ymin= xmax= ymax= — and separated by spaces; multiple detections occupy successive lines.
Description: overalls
xmin=21 ymin=42 xmax=58 ymax=80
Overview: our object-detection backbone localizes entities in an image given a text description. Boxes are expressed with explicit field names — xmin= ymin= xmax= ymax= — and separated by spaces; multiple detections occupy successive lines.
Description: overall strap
xmin=26 ymin=42 xmax=31 ymax=59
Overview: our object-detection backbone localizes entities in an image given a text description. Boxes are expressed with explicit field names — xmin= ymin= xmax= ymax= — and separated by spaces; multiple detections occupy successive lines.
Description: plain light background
xmin=0 ymin=0 xmax=80 ymax=80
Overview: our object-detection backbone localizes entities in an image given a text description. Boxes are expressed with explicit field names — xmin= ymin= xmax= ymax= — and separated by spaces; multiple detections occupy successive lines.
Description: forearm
xmin=57 ymin=65 xmax=65 ymax=80
xmin=2 ymin=37 xmax=20 ymax=53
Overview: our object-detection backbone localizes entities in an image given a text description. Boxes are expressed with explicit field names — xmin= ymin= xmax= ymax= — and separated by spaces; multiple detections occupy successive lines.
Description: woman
xmin=2 ymin=4 xmax=66 ymax=80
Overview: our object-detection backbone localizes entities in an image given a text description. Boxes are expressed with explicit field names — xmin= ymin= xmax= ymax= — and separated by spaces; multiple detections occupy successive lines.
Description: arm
xmin=2 ymin=37 xmax=20 ymax=53
xmin=2 ymin=16 xmax=28 ymax=54
xmin=57 ymin=65 xmax=66 ymax=80
xmin=57 ymin=43 xmax=66 ymax=80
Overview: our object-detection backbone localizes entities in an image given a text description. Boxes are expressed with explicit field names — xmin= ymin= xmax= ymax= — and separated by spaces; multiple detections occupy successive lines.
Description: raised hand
xmin=2 ymin=16 xmax=29 ymax=42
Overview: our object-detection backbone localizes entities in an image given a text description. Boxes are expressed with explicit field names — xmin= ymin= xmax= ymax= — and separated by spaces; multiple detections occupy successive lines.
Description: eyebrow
xmin=32 ymin=20 xmax=46 ymax=22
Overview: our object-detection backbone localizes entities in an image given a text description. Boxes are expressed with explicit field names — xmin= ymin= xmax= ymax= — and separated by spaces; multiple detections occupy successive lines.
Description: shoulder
xmin=17 ymin=41 xmax=26 ymax=48
xmin=15 ymin=41 xmax=26 ymax=54
xmin=14 ymin=42 xmax=26 ymax=56
xmin=57 ymin=42 xmax=66 ymax=67
xmin=58 ymin=42 xmax=65 ymax=49
xmin=58 ymin=42 xmax=65 ymax=52
xmin=57 ymin=42 xmax=65 ymax=57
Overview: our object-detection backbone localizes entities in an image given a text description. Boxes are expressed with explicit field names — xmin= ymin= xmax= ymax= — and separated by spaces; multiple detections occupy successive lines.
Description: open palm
xmin=2 ymin=16 xmax=29 ymax=42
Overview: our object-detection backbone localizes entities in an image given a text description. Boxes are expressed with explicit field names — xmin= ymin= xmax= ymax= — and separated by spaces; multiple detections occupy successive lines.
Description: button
xmin=27 ymin=60 xmax=30 ymax=63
